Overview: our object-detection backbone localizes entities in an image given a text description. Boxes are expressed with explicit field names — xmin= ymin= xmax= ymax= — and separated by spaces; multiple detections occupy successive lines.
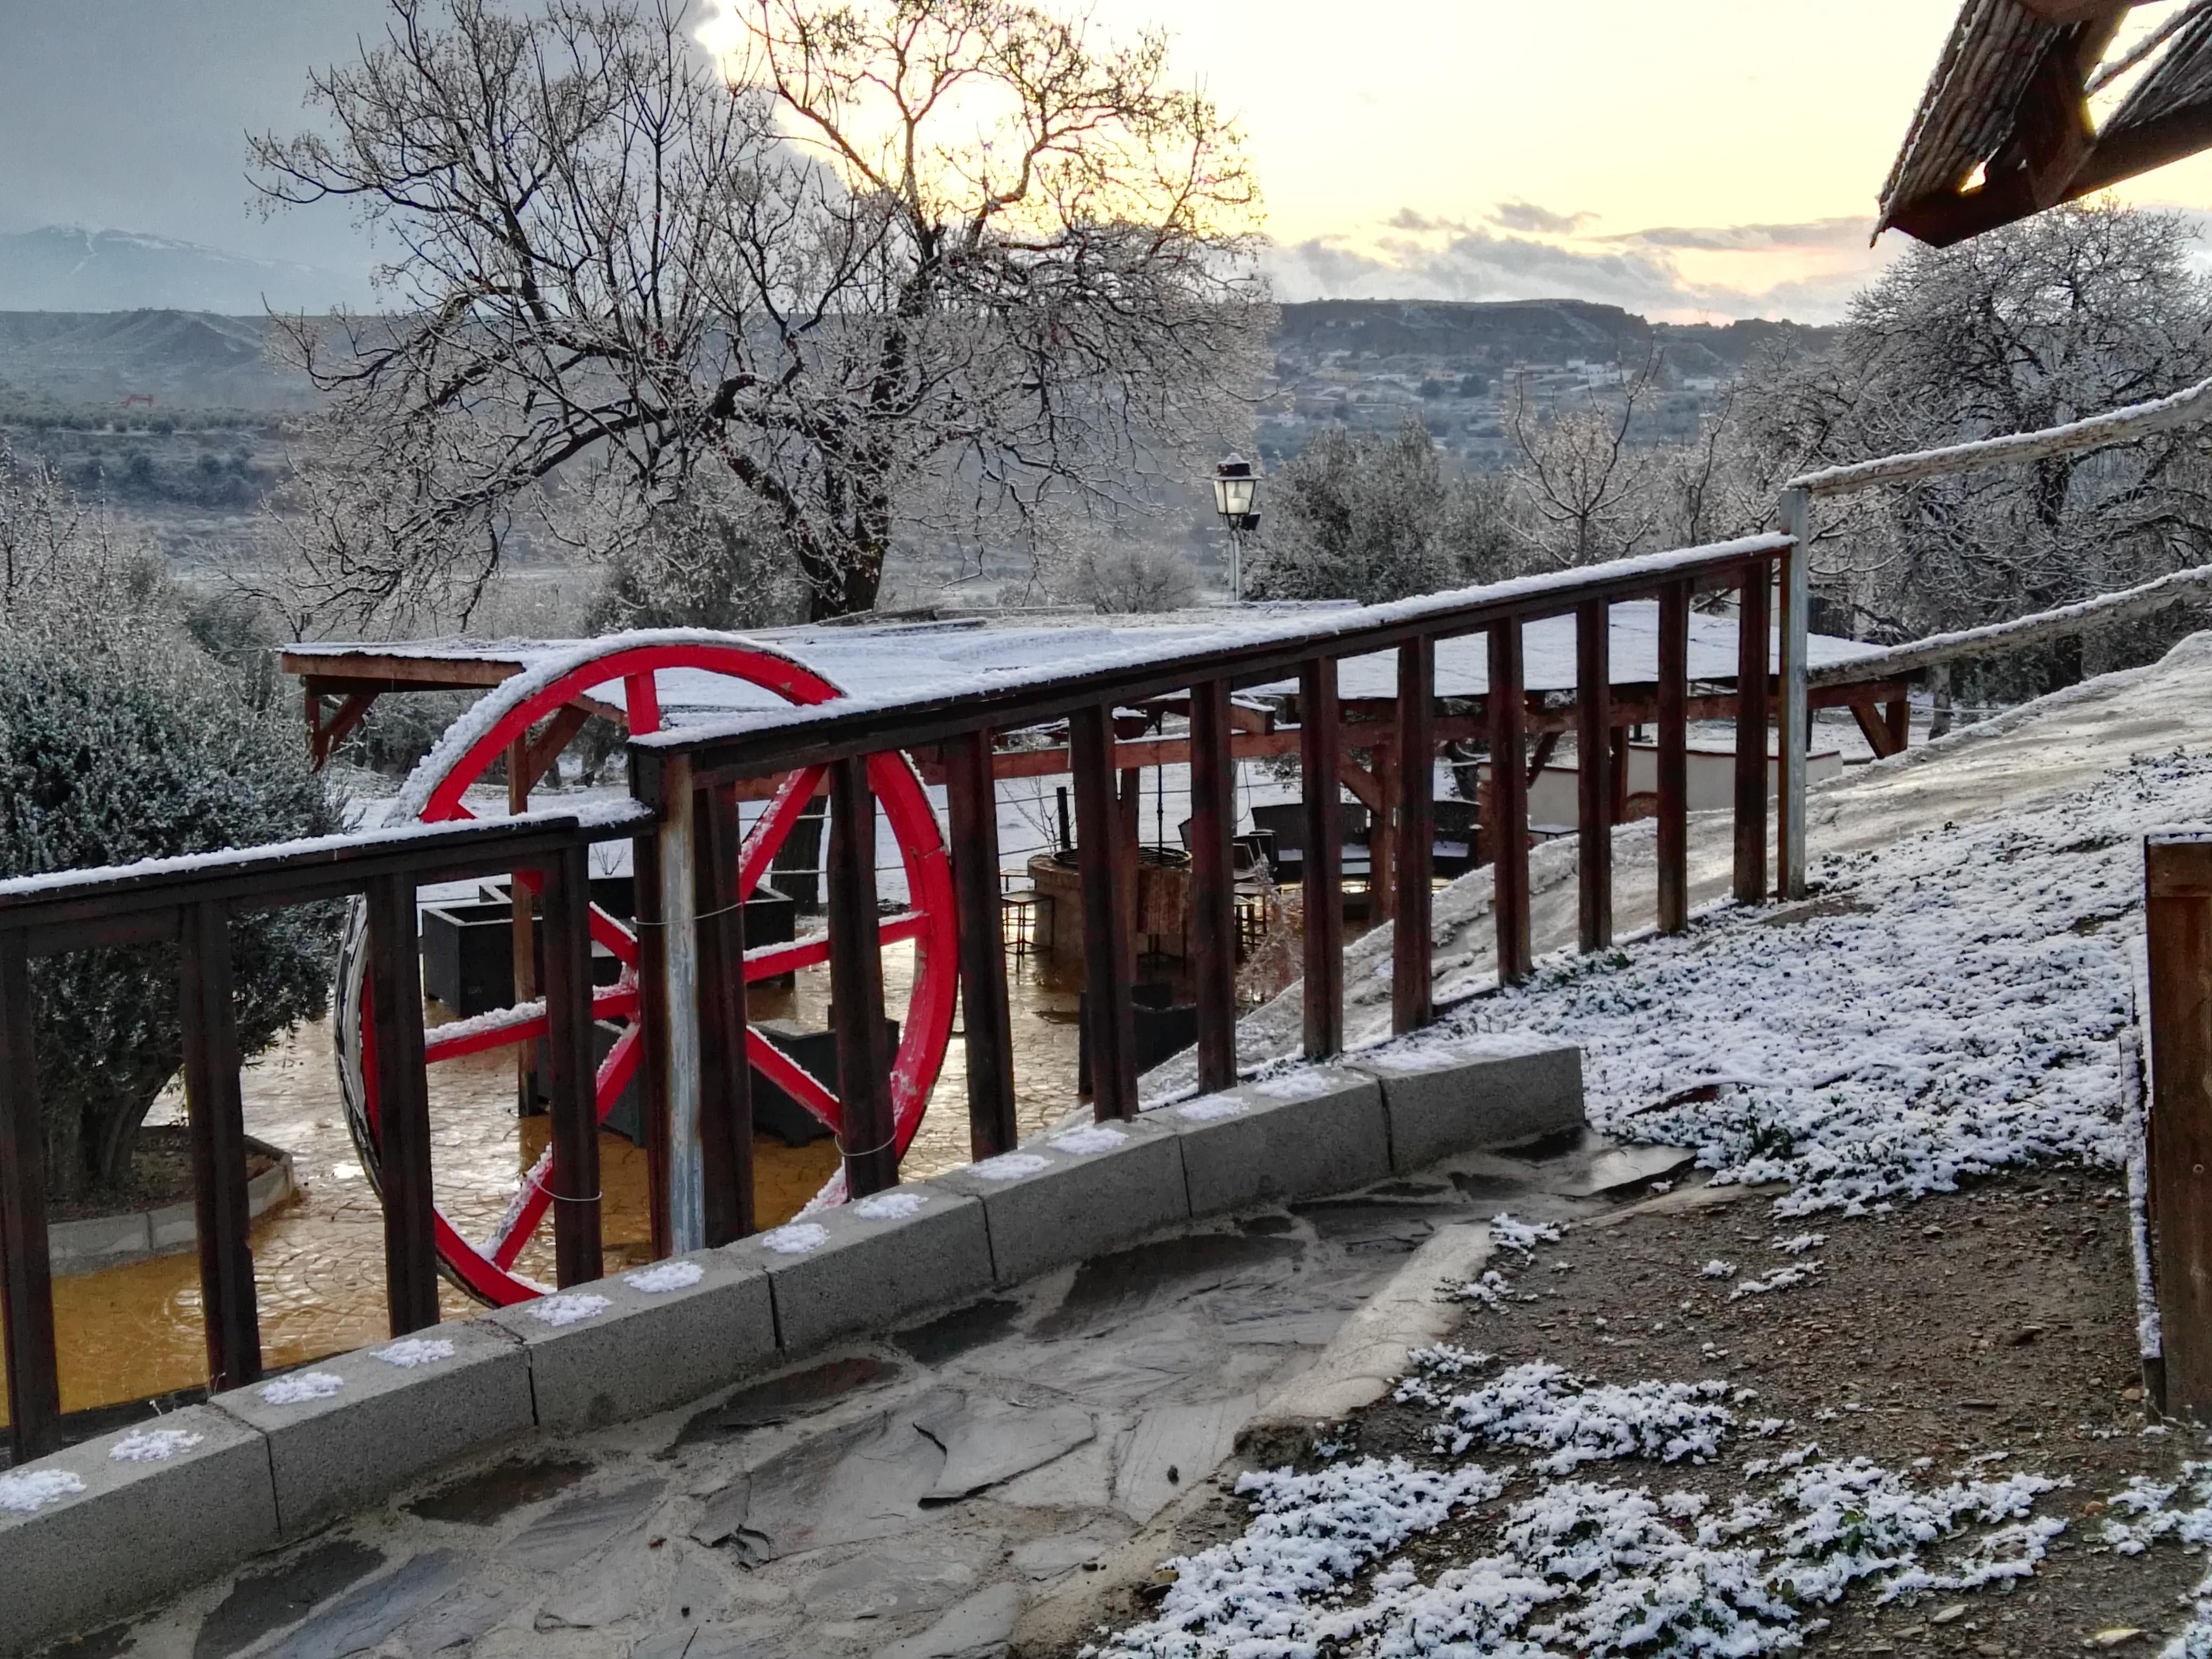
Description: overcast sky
xmin=13 ymin=0 xmax=2212 ymax=322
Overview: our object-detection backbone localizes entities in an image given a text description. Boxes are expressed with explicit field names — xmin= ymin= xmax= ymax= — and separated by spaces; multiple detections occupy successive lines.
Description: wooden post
xmin=1657 ymin=580 xmax=1691 ymax=935
xmin=507 ymin=735 xmax=539 ymax=1116
xmin=365 ymin=873 xmax=439 ymax=1336
xmin=631 ymin=828 xmax=673 ymax=1261
xmin=179 ymin=901 xmax=262 ymax=1390
xmin=1118 ymin=767 xmax=1142 ymax=955
xmin=1778 ymin=487 xmax=1812 ymax=901
xmin=1370 ymin=738 xmax=1398 ymax=924
xmin=1735 ymin=560 xmax=1772 ymax=904
xmin=655 ymin=755 xmax=705 ymax=1253
xmin=1575 ymin=600 xmax=1613 ymax=952
xmin=2144 ymin=833 xmax=2212 ymax=1419
xmin=827 ymin=757 xmax=896 ymax=1196
xmin=943 ymin=731 xmax=1019 ymax=1160
xmin=1188 ymin=680 xmax=1239 ymax=1092
xmin=1394 ymin=637 xmax=1435 ymax=1033
xmin=1071 ymin=706 xmax=1138 ymax=1119
xmin=540 ymin=844 xmax=606 ymax=1283
xmin=694 ymin=786 xmax=753 ymax=1245
xmin=0 ymin=932 xmax=61 ymax=1462
xmin=1298 ymin=659 xmax=1345 ymax=1060
xmin=1883 ymin=697 xmax=1910 ymax=753
xmin=1487 ymin=621 xmax=1531 ymax=984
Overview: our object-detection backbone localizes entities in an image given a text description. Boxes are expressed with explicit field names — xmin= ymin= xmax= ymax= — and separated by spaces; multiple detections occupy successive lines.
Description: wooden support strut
xmin=694 ymin=787 xmax=753 ymax=1247
xmin=2144 ymin=836 xmax=2212 ymax=1419
xmin=1188 ymin=680 xmax=1240 ymax=1093
xmin=944 ymin=731 xmax=1019 ymax=1160
xmin=1734 ymin=561 xmax=1772 ymax=904
xmin=1393 ymin=637 xmax=1435 ymax=1034
xmin=1576 ymin=600 xmax=1613 ymax=953
xmin=365 ymin=872 xmax=440 ymax=1336
xmin=1299 ymin=659 xmax=1346 ymax=1060
xmin=827 ymin=757 xmax=896 ymax=1197
xmin=1071 ymin=706 xmax=1138 ymax=1120
xmin=1487 ymin=621 xmax=1532 ymax=984
xmin=540 ymin=843 xmax=607 ymax=1281
xmin=0 ymin=932 xmax=61 ymax=1462
xmin=1657 ymin=580 xmax=1691 ymax=935
xmin=179 ymin=901 xmax=261 ymax=1390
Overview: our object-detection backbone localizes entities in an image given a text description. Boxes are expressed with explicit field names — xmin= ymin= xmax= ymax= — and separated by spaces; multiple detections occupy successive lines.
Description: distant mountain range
xmin=0 ymin=227 xmax=372 ymax=315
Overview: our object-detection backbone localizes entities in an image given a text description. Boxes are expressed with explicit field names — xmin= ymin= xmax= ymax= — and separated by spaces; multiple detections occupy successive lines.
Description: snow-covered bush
xmin=0 ymin=469 xmax=338 ymax=1198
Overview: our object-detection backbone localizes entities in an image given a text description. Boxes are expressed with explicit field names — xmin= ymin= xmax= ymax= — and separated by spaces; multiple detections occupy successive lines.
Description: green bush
xmin=0 ymin=636 xmax=339 ymax=1200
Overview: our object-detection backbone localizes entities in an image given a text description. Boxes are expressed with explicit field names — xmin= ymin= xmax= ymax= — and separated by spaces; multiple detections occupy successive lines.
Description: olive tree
xmin=253 ymin=0 xmax=1270 ymax=624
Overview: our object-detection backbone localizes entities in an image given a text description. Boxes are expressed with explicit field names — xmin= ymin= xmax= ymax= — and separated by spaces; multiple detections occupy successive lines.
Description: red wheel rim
xmin=337 ymin=635 xmax=958 ymax=1305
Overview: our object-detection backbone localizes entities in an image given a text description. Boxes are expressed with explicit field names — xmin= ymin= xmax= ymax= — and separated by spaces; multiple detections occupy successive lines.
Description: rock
xmin=396 ymin=1586 xmax=512 ymax=1654
xmin=405 ymin=1456 xmax=592 ymax=1526
xmin=872 ymin=1584 xmax=1022 ymax=1659
xmin=724 ymin=1399 xmax=954 ymax=1562
xmin=2092 ymin=1632 xmax=2146 ymax=1648
xmin=915 ymin=1395 xmax=1096 ymax=1502
xmin=1931 ymin=1603 xmax=1968 ymax=1624
xmin=501 ymin=1478 xmax=667 ymax=1574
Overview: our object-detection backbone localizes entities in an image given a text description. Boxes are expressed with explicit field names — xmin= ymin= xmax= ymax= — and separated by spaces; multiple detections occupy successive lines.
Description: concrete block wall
xmin=0 ymin=1040 xmax=1581 ymax=1655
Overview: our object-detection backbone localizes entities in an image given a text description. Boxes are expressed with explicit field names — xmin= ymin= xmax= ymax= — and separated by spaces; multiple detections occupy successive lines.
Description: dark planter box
xmin=1076 ymin=983 xmax=1198 ymax=1093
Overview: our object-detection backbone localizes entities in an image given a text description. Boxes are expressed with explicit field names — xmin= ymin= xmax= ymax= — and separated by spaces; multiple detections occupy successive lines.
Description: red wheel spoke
xmin=488 ymin=1148 xmax=556 ymax=1269
xmin=747 ymin=1030 xmax=841 ymax=1132
xmin=425 ymin=1006 xmax=549 ymax=1063
xmin=739 ymin=765 xmax=826 ymax=899
xmin=743 ymin=933 xmax=831 ymax=981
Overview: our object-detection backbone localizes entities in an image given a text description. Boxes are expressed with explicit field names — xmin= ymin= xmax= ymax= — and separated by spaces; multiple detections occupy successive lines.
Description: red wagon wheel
xmin=333 ymin=633 xmax=958 ymax=1305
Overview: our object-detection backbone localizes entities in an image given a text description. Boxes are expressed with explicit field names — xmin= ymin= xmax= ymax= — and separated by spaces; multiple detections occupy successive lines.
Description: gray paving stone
xmin=1346 ymin=1040 xmax=1583 ymax=1171
xmin=933 ymin=1116 xmax=1188 ymax=1285
xmin=0 ymin=1404 xmax=278 ymax=1656
xmin=209 ymin=1316 xmax=531 ymax=1536
xmin=1111 ymin=1393 xmax=1254 ymax=1523
xmin=193 ymin=1538 xmax=387 ymax=1659
xmin=500 ymin=1476 xmax=667 ymax=1574
xmin=485 ymin=1248 xmax=774 ymax=1432
xmin=721 ymin=1187 xmax=992 ymax=1356
xmin=913 ymin=1393 xmax=1094 ymax=1501
xmin=1156 ymin=1067 xmax=1389 ymax=1216
xmin=263 ymin=1549 xmax=465 ymax=1659
xmin=873 ymin=1583 xmax=1022 ymax=1658
xmin=694 ymin=1394 xmax=956 ymax=1562
xmin=799 ymin=1547 xmax=979 ymax=1618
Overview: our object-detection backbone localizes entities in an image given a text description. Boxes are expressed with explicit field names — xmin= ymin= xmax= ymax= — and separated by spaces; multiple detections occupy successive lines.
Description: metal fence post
xmin=1778 ymin=487 xmax=1812 ymax=900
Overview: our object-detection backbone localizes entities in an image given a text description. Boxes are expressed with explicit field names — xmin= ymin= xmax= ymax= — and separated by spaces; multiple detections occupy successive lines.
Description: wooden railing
xmin=629 ymin=532 xmax=1807 ymax=1220
xmin=0 ymin=806 xmax=648 ymax=1462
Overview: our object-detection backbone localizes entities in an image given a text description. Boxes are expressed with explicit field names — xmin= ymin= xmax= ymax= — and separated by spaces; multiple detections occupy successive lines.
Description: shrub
xmin=0 ymin=633 xmax=340 ymax=1201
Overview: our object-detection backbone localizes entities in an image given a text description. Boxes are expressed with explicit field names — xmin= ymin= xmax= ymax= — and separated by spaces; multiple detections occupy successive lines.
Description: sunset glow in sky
xmin=12 ymin=1 xmax=2212 ymax=322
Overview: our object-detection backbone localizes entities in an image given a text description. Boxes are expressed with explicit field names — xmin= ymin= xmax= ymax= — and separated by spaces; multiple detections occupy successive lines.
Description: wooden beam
xmin=365 ymin=873 xmax=440 ymax=1336
xmin=1575 ymin=601 xmax=1612 ymax=953
xmin=944 ymin=732 xmax=1018 ymax=1159
xmin=2144 ymin=834 xmax=2212 ymax=1419
xmin=1734 ymin=564 xmax=1772 ymax=905
xmin=827 ymin=757 xmax=895 ymax=1197
xmin=1657 ymin=580 xmax=1690 ymax=935
xmin=1487 ymin=621 xmax=1532 ymax=985
xmin=307 ymin=691 xmax=377 ymax=770
xmin=1189 ymin=681 xmax=1240 ymax=1091
xmin=1071 ymin=707 xmax=1138 ymax=1121
xmin=1300 ymin=659 xmax=1345 ymax=1059
xmin=520 ymin=705 xmax=594 ymax=794
xmin=1393 ymin=639 xmax=1435 ymax=1034
xmin=541 ymin=842 xmax=607 ymax=1279
xmin=0 ymin=933 xmax=61 ymax=1463
xmin=694 ymin=786 xmax=752 ymax=1246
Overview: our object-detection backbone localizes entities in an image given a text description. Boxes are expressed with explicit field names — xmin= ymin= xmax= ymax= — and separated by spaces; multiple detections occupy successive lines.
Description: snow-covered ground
xmin=1095 ymin=635 xmax=2212 ymax=1658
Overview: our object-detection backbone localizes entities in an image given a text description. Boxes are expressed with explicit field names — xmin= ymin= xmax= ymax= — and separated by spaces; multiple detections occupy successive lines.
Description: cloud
xmin=1602 ymin=217 xmax=1873 ymax=253
xmin=1488 ymin=199 xmax=1596 ymax=236
xmin=1261 ymin=214 xmax=1901 ymax=323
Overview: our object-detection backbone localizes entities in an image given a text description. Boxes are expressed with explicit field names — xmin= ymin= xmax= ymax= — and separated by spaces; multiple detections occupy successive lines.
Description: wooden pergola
xmin=1881 ymin=1 xmax=2212 ymax=246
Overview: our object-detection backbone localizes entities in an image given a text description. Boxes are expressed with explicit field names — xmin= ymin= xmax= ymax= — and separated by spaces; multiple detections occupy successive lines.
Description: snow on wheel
xmin=332 ymin=632 xmax=958 ymax=1306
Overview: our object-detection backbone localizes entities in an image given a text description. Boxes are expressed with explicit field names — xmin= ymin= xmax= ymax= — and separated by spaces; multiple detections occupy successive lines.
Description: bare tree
xmin=253 ymin=0 xmax=1269 ymax=624
xmin=1738 ymin=202 xmax=2212 ymax=661
xmin=1506 ymin=346 xmax=1662 ymax=567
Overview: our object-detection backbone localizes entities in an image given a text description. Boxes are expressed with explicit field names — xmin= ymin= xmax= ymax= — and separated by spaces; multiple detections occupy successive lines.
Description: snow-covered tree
xmin=1250 ymin=417 xmax=1510 ymax=605
xmin=0 ymin=442 xmax=337 ymax=1201
xmin=1738 ymin=202 xmax=2212 ymax=656
xmin=253 ymin=0 xmax=1270 ymax=624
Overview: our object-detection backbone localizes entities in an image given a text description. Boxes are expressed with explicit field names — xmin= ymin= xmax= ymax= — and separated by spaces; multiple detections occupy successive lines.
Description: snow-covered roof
xmin=286 ymin=602 xmax=1889 ymax=727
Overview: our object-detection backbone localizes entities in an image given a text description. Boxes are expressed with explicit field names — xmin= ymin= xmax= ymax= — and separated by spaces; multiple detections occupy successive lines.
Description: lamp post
xmin=1212 ymin=454 xmax=1261 ymax=603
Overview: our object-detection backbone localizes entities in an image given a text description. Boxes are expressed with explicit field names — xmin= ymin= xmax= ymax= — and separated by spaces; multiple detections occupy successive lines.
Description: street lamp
xmin=1212 ymin=453 xmax=1261 ymax=602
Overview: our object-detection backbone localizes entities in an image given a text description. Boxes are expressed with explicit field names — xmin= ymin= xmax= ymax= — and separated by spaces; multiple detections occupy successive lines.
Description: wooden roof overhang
xmin=1880 ymin=1 xmax=2212 ymax=246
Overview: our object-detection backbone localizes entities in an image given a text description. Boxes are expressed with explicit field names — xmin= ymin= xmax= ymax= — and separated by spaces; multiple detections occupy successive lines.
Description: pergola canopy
xmin=1881 ymin=1 xmax=2212 ymax=246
